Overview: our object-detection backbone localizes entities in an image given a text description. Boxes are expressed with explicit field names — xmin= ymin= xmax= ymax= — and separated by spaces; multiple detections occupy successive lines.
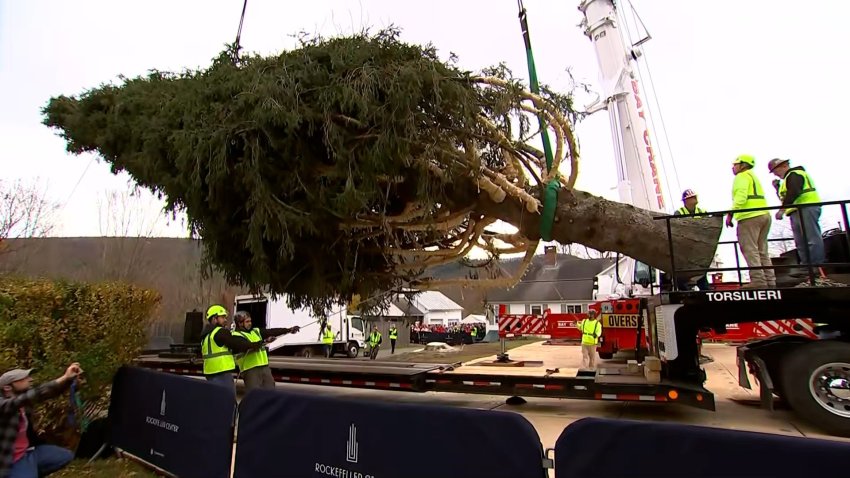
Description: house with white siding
xmin=488 ymin=247 xmax=615 ymax=317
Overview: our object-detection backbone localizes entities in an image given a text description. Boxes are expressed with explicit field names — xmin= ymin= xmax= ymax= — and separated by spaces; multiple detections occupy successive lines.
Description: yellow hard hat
xmin=733 ymin=155 xmax=755 ymax=167
xmin=206 ymin=304 xmax=228 ymax=320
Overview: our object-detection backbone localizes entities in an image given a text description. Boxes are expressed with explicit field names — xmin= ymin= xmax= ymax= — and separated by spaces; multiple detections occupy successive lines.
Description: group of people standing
xmin=675 ymin=155 xmax=825 ymax=289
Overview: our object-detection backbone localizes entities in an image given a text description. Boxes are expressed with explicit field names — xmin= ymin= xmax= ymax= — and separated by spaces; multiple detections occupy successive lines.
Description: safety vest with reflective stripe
xmin=577 ymin=319 xmax=602 ymax=346
xmin=201 ymin=326 xmax=236 ymax=375
xmin=676 ymin=206 xmax=707 ymax=216
xmin=322 ymin=327 xmax=335 ymax=344
xmin=732 ymin=170 xmax=768 ymax=221
xmin=369 ymin=331 xmax=382 ymax=347
xmin=389 ymin=328 xmax=398 ymax=340
xmin=779 ymin=169 xmax=820 ymax=214
xmin=232 ymin=328 xmax=268 ymax=372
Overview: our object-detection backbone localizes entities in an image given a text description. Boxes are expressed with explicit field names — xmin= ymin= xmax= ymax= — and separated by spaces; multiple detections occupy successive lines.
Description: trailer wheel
xmin=346 ymin=342 xmax=360 ymax=358
xmin=780 ymin=341 xmax=850 ymax=436
xmin=299 ymin=347 xmax=314 ymax=358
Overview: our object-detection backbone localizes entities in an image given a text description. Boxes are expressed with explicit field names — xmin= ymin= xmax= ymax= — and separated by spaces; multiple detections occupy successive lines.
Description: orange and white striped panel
xmin=498 ymin=314 xmax=547 ymax=337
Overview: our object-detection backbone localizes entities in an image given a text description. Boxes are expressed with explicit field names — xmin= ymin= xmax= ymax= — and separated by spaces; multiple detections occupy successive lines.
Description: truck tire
xmin=598 ymin=352 xmax=614 ymax=360
xmin=299 ymin=347 xmax=314 ymax=358
xmin=346 ymin=342 xmax=360 ymax=358
xmin=780 ymin=341 xmax=850 ymax=436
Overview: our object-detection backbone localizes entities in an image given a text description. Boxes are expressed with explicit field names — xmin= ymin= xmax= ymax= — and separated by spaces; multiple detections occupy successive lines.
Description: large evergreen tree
xmin=43 ymin=29 xmax=720 ymax=313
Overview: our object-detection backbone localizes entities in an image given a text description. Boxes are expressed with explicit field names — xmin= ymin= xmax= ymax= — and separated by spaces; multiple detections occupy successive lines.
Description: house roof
xmin=408 ymin=290 xmax=463 ymax=311
xmin=486 ymin=254 xmax=615 ymax=303
xmin=391 ymin=299 xmax=424 ymax=317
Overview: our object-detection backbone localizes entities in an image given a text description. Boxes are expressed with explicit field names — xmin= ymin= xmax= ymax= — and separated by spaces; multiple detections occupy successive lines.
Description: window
xmin=448 ymin=319 xmax=459 ymax=326
xmin=565 ymin=305 xmax=582 ymax=314
xmin=530 ymin=305 xmax=543 ymax=315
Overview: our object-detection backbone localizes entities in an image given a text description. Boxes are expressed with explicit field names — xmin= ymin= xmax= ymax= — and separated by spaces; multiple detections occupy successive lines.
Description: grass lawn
xmin=53 ymin=458 xmax=157 ymax=477
xmin=381 ymin=338 xmax=540 ymax=364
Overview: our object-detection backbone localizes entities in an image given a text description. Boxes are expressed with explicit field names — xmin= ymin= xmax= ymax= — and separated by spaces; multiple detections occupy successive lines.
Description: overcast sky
xmin=1 ymin=0 xmax=848 ymax=265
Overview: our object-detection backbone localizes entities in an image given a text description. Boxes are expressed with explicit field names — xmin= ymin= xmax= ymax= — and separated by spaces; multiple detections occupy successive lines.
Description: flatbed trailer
xmin=133 ymin=353 xmax=714 ymax=410
xmin=133 ymin=275 xmax=848 ymax=434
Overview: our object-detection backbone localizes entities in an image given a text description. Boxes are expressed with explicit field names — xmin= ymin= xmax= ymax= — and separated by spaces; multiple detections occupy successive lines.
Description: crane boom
xmin=579 ymin=0 xmax=667 ymax=213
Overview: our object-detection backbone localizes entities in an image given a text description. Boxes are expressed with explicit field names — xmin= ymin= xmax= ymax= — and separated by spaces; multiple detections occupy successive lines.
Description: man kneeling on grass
xmin=0 ymin=363 xmax=82 ymax=478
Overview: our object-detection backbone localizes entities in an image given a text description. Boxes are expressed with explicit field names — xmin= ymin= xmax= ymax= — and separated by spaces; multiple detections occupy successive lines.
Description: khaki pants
xmin=737 ymin=214 xmax=776 ymax=288
xmin=242 ymin=365 xmax=276 ymax=392
xmin=581 ymin=344 xmax=598 ymax=370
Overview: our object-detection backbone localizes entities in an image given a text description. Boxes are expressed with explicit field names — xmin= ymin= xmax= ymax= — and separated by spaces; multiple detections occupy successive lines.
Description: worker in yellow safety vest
xmin=232 ymin=310 xmax=300 ymax=392
xmin=388 ymin=324 xmax=398 ymax=354
xmin=768 ymin=158 xmax=826 ymax=277
xmin=368 ymin=326 xmax=382 ymax=360
xmin=675 ymin=189 xmax=708 ymax=216
xmin=200 ymin=305 xmax=264 ymax=395
xmin=726 ymin=155 xmax=776 ymax=288
xmin=321 ymin=323 xmax=336 ymax=358
xmin=576 ymin=309 xmax=603 ymax=370
xmin=673 ymin=189 xmax=710 ymax=291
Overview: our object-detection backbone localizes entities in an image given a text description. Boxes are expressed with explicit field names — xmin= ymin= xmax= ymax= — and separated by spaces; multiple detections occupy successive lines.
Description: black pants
xmin=369 ymin=344 xmax=380 ymax=360
xmin=390 ymin=339 xmax=396 ymax=354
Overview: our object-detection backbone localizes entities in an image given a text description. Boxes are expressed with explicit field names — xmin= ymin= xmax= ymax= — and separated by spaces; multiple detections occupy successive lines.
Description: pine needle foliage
xmin=42 ymin=28 xmax=579 ymax=314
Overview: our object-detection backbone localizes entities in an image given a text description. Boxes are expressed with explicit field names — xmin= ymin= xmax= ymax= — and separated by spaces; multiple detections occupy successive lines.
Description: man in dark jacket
xmin=232 ymin=311 xmax=299 ymax=392
xmin=200 ymin=305 xmax=264 ymax=396
xmin=0 ymin=363 xmax=81 ymax=478
xmin=769 ymin=158 xmax=826 ymax=276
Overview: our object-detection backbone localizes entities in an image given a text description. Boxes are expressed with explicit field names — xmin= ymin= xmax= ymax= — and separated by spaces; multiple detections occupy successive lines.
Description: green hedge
xmin=0 ymin=276 xmax=160 ymax=445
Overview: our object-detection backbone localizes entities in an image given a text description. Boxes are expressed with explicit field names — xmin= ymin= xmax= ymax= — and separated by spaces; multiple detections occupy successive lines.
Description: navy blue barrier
xmin=235 ymin=389 xmax=546 ymax=478
xmin=554 ymin=417 xmax=850 ymax=478
xmin=108 ymin=366 xmax=236 ymax=478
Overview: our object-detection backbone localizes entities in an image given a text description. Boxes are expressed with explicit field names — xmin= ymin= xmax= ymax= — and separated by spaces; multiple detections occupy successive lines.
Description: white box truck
xmin=233 ymin=293 xmax=367 ymax=358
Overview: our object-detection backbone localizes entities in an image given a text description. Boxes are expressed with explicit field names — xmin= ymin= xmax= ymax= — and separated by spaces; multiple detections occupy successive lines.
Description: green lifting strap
xmin=518 ymin=0 xmax=559 ymax=241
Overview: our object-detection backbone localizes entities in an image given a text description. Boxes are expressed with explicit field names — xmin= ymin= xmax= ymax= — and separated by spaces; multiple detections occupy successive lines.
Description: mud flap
xmin=751 ymin=355 xmax=775 ymax=412
xmin=736 ymin=347 xmax=752 ymax=390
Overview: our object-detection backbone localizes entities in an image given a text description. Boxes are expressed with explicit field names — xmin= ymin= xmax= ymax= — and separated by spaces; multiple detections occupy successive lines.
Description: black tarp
xmin=554 ymin=417 xmax=850 ymax=478
xmin=108 ymin=366 xmax=235 ymax=478
xmin=235 ymin=389 xmax=546 ymax=478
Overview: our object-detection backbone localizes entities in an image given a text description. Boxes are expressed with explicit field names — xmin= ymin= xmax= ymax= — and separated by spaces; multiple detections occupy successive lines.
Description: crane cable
xmin=622 ymin=1 xmax=682 ymax=207
xmin=517 ymin=0 xmax=559 ymax=242
xmin=233 ymin=0 xmax=249 ymax=62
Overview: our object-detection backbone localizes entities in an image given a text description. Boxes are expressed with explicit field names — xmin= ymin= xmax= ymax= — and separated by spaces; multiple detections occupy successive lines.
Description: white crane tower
xmin=579 ymin=0 xmax=668 ymax=212
xmin=578 ymin=0 xmax=683 ymax=296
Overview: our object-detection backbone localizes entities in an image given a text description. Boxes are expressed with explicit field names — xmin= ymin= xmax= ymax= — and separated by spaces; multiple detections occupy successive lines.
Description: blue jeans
xmin=790 ymin=206 xmax=825 ymax=265
xmin=10 ymin=445 xmax=74 ymax=478
xmin=205 ymin=371 xmax=235 ymax=396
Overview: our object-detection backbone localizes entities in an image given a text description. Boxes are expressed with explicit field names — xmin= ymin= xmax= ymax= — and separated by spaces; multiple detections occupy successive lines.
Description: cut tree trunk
xmin=473 ymin=187 xmax=722 ymax=278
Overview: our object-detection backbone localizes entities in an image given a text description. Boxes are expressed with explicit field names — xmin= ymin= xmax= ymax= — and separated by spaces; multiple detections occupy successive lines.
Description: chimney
xmin=544 ymin=245 xmax=557 ymax=267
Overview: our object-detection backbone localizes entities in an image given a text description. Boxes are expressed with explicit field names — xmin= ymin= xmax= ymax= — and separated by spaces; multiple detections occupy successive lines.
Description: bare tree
xmin=0 ymin=179 xmax=57 ymax=274
xmin=0 ymin=178 xmax=59 ymax=257
xmin=95 ymin=184 xmax=168 ymax=282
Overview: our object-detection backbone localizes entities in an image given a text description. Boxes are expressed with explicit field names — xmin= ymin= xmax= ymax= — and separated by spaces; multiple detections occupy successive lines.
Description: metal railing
xmin=655 ymin=199 xmax=850 ymax=290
